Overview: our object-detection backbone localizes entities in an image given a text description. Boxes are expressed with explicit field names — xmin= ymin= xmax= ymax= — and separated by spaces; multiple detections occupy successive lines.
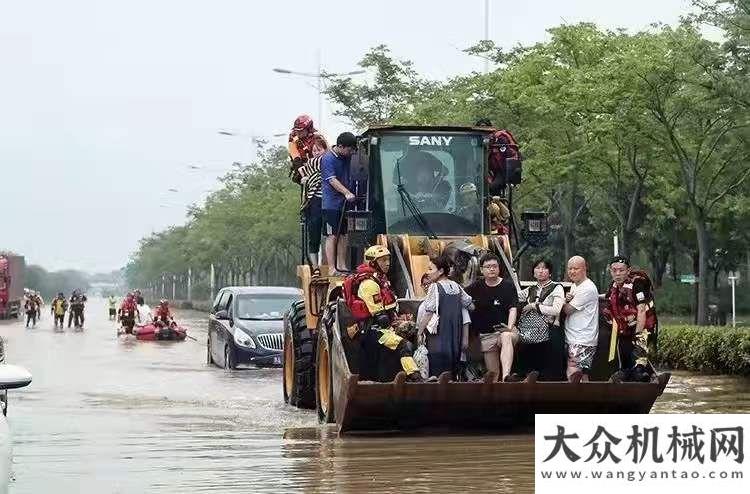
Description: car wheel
xmin=224 ymin=345 xmax=236 ymax=371
xmin=207 ymin=335 xmax=214 ymax=365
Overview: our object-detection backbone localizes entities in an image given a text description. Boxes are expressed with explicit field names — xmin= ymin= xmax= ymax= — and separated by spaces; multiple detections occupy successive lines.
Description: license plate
xmin=273 ymin=355 xmax=282 ymax=365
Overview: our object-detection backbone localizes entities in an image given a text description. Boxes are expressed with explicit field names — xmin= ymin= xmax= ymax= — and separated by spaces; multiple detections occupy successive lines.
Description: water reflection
xmin=0 ymin=300 xmax=746 ymax=493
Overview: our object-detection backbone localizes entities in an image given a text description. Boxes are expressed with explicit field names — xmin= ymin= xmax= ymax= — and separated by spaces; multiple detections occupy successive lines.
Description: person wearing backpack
xmin=343 ymin=245 xmax=423 ymax=383
xmin=603 ymin=255 xmax=658 ymax=383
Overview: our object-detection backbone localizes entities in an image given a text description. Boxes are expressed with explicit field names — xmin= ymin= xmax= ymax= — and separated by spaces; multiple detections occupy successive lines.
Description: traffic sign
xmin=680 ymin=274 xmax=696 ymax=284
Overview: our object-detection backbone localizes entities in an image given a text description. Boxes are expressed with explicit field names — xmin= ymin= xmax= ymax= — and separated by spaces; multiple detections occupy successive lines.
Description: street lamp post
xmin=273 ymin=54 xmax=365 ymax=129
xmin=728 ymin=271 xmax=738 ymax=328
xmin=484 ymin=0 xmax=490 ymax=74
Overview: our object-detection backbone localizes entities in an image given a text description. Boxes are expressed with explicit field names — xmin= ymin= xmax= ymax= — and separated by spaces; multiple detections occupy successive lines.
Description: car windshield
xmin=235 ymin=294 xmax=299 ymax=320
xmin=379 ymin=133 xmax=485 ymax=235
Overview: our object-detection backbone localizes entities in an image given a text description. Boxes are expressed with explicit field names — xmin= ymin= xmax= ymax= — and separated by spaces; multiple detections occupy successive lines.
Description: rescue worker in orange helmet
xmin=344 ymin=245 xmax=422 ymax=382
xmin=288 ymin=114 xmax=328 ymax=170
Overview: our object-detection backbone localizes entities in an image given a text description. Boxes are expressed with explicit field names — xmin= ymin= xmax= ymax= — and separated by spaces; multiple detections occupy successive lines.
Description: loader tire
xmin=316 ymin=305 xmax=336 ymax=424
xmin=283 ymin=300 xmax=316 ymax=409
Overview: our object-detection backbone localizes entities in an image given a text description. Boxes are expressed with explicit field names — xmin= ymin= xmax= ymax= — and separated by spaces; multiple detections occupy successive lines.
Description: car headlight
xmin=234 ymin=330 xmax=256 ymax=349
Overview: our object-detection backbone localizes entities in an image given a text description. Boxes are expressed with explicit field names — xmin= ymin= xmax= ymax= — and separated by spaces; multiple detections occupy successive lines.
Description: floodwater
xmin=1 ymin=299 xmax=748 ymax=493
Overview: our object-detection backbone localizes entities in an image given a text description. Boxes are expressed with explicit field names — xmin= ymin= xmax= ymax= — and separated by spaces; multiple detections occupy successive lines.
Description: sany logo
xmin=409 ymin=135 xmax=454 ymax=146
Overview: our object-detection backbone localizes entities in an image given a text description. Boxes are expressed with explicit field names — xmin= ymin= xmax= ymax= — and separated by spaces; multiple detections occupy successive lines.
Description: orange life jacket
xmin=120 ymin=300 xmax=136 ymax=317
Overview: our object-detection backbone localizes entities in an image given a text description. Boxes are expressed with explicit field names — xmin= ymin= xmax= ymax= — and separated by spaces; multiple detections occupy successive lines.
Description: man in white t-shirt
xmin=562 ymin=256 xmax=599 ymax=383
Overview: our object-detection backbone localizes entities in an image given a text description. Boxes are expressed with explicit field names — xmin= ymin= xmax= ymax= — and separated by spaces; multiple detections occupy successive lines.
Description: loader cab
xmin=346 ymin=127 xmax=492 ymax=253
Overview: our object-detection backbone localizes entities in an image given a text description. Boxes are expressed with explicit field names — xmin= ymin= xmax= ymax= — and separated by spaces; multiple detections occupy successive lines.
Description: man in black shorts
xmin=321 ymin=132 xmax=358 ymax=275
xmin=467 ymin=253 xmax=519 ymax=382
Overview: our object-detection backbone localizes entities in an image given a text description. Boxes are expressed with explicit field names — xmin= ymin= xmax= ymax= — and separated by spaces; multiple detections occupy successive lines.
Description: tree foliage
xmin=127 ymin=2 xmax=748 ymax=322
xmin=125 ymin=146 xmax=300 ymax=293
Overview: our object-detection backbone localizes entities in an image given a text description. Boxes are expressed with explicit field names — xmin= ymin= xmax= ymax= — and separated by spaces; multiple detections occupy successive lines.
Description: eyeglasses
xmin=482 ymin=265 xmax=500 ymax=270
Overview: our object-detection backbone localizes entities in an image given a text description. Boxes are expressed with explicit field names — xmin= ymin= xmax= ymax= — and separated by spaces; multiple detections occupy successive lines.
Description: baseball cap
xmin=336 ymin=132 xmax=358 ymax=148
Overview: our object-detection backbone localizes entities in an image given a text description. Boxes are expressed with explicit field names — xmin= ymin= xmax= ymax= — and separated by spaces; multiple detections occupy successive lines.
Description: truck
xmin=0 ymin=254 xmax=25 ymax=319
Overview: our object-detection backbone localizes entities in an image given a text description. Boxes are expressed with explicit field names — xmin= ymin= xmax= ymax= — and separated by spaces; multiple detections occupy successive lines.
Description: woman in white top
xmin=515 ymin=258 xmax=565 ymax=380
xmin=416 ymin=254 xmax=474 ymax=378
xmin=520 ymin=259 xmax=565 ymax=325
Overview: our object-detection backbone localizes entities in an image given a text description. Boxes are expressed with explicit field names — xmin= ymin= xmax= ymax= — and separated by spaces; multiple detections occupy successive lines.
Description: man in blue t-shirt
xmin=321 ymin=132 xmax=358 ymax=275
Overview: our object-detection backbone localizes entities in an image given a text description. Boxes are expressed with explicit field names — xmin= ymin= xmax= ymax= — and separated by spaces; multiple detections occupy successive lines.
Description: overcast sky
xmin=2 ymin=0 xmax=693 ymax=273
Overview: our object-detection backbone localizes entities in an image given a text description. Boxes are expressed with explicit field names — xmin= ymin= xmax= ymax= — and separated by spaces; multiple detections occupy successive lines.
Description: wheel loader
xmin=282 ymin=125 xmax=669 ymax=433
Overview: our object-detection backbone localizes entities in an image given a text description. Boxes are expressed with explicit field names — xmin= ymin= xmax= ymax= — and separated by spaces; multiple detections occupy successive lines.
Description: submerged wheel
xmin=206 ymin=335 xmax=214 ymax=365
xmin=283 ymin=300 xmax=316 ymax=409
xmin=224 ymin=345 xmax=236 ymax=370
xmin=315 ymin=307 xmax=335 ymax=424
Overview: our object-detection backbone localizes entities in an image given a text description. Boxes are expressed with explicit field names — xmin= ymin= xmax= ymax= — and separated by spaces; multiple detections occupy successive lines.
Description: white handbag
xmin=426 ymin=284 xmax=440 ymax=334
xmin=414 ymin=338 xmax=430 ymax=379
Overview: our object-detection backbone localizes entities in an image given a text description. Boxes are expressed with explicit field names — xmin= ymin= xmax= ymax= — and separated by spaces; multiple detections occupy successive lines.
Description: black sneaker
xmin=503 ymin=373 xmax=524 ymax=383
xmin=609 ymin=370 xmax=627 ymax=384
xmin=632 ymin=365 xmax=652 ymax=383
xmin=524 ymin=370 xmax=540 ymax=383
xmin=406 ymin=371 xmax=424 ymax=383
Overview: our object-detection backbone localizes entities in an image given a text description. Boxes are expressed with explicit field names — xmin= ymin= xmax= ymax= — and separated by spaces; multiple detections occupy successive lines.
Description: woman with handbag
xmin=514 ymin=258 xmax=565 ymax=380
xmin=417 ymin=255 xmax=474 ymax=379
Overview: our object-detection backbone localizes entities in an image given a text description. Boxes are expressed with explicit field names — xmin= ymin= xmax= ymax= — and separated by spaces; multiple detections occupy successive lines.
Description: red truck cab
xmin=0 ymin=255 xmax=25 ymax=319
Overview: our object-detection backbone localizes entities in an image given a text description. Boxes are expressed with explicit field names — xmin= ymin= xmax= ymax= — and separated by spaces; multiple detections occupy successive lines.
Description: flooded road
xmin=1 ymin=298 xmax=748 ymax=493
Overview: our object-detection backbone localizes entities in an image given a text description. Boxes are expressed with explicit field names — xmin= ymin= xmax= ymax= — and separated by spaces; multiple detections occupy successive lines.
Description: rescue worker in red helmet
xmin=153 ymin=299 xmax=175 ymax=327
xmin=603 ymin=255 xmax=658 ymax=383
xmin=118 ymin=293 xmax=140 ymax=335
xmin=288 ymin=114 xmax=328 ymax=170
xmin=345 ymin=245 xmax=422 ymax=382
xmin=289 ymin=115 xmax=329 ymax=276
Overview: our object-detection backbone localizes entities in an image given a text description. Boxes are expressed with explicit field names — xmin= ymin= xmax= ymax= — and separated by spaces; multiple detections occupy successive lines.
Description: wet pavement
xmin=1 ymin=298 xmax=748 ymax=493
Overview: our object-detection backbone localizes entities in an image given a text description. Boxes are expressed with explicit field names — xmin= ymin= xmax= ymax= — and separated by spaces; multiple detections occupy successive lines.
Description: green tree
xmin=324 ymin=45 xmax=435 ymax=129
xmin=628 ymin=24 xmax=750 ymax=323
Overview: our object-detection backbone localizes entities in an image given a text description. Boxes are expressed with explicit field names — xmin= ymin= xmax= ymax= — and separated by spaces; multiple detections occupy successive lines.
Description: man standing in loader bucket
xmin=603 ymin=255 xmax=658 ymax=383
xmin=343 ymin=245 xmax=423 ymax=383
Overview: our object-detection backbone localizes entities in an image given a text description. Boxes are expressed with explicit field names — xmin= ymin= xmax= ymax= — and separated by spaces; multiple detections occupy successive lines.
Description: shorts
xmin=567 ymin=343 xmax=596 ymax=372
xmin=109 ymin=308 xmax=116 ymax=316
xmin=323 ymin=209 xmax=347 ymax=236
xmin=480 ymin=330 xmax=518 ymax=352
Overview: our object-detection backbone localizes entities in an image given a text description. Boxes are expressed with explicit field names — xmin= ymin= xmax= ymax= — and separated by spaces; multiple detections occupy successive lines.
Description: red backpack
xmin=488 ymin=129 xmax=522 ymax=190
xmin=343 ymin=268 xmax=376 ymax=322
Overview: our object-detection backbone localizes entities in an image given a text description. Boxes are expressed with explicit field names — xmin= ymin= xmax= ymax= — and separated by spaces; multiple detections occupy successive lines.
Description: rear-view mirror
xmin=0 ymin=364 xmax=32 ymax=390
xmin=215 ymin=309 xmax=230 ymax=320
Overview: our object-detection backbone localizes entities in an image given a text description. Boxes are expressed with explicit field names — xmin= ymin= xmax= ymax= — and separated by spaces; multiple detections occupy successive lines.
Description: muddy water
xmin=1 ymin=299 xmax=747 ymax=493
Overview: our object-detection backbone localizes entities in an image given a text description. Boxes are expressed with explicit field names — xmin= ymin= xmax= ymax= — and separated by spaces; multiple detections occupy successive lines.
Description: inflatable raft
xmin=134 ymin=322 xmax=187 ymax=341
